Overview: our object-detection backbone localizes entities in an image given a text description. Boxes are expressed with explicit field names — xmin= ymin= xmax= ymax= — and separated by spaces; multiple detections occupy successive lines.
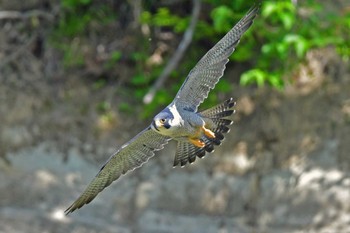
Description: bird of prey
xmin=65 ymin=3 xmax=259 ymax=214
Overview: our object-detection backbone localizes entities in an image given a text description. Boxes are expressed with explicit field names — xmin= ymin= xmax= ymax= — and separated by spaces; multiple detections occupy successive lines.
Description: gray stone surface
xmin=0 ymin=138 xmax=349 ymax=233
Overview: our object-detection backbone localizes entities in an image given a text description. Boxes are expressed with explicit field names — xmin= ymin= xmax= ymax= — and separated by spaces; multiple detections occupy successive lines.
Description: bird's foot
xmin=202 ymin=126 xmax=215 ymax=138
xmin=189 ymin=138 xmax=205 ymax=148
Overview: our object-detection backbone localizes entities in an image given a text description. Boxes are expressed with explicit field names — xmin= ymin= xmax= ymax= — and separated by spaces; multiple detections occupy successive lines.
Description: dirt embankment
xmin=0 ymin=1 xmax=349 ymax=232
xmin=0 ymin=44 xmax=349 ymax=232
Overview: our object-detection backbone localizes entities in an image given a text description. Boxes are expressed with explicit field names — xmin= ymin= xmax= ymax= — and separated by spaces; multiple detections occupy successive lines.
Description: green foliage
xmin=50 ymin=0 xmax=116 ymax=67
xmin=110 ymin=51 xmax=122 ymax=62
xmin=262 ymin=1 xmax=295 ymax=29
xmin=118 ymin=102 xmax=134 ymax=114
xmin=136 ymin=0 xmax=349 ymax=117
xmin=141 ymin=8 xmax=189 ymax=33
xmin=211 ymin=6 xmax=235 ymax=32
xmin=96 ymin=101 xmax=111 ymax=114
xmin=62 ymin=0 xmax=92 ymax=9
xmin=247 ymin=0 xmax=349 ymax=87
xmin=241 ymin=69 xmax=283 ymax=88
xmin=50 ymin=0 xmax=350 ymax=118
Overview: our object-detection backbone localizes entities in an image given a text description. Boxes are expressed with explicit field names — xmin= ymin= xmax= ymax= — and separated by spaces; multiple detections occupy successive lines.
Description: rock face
xmin=0 ymin=2 xmax=349 ymax=231
xmin=1 ymin=135 xmax=349 ymax=233
xmin=0 ymin=50 xmax=350 ymax=232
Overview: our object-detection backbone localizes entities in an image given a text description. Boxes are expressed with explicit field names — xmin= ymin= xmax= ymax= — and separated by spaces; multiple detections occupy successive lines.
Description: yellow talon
xmin=188 ymin=125 xmax=215 ymax=148
xmin=202 ymin=126 xmax=215 ymax=138
xmin=189 ymin=138 xmax=205 ymax=148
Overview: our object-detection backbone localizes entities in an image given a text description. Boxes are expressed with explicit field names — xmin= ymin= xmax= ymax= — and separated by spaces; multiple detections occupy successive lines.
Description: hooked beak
xmin=152 ymin=121 xmax=160 ymax=131
xmin=163 ymin=122 xmax=170 ymax=129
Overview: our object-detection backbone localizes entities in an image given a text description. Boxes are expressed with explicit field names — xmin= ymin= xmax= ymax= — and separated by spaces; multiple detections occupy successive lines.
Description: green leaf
xmin=111 ymin=51 xmax=122 ymax=62
xmin=153 ymin=8 xmax=179 ymax=27
xmin=240 ymin=69 xmax=267 ymax=87
xmin=119 ymin=103 xmax=134 ymax=114
xmin=174 ymin=18 xmax=189 ymax=33
xmin=283 ymin=34 xmax=309 ymax=58
xmin=262 ymin=2 xmax=277 ymax=18
xmin=267 ymin=73 xmax=284 ymax=89
xmin=215 ymin=79 xmax=231 ymax=93
xmin=261 ymin=43 xmax=274 ymax=55
xmin=140 ymin=11 xmax=152 ymax=24
xmin=63 ymin=0 xmax=92 ymax=9
xmin=211 ymin=6 xmax=234 ymax=32
xmin=131 ymin=74 xmax=148 ymax=85
xmin=280 ymin=13 xmax=294 ymax=30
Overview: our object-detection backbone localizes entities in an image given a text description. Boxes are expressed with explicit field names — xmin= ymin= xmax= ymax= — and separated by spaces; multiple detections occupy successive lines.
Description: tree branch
xmin=143 ymin=0 xmax=201 ymax=104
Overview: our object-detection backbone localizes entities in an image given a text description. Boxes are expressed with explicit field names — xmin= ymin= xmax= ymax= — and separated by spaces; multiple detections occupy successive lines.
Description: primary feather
xmin=174 ymin=4 xmax=260 ymax=111
xmin=65 ymin=128 xmax=171 ymax=214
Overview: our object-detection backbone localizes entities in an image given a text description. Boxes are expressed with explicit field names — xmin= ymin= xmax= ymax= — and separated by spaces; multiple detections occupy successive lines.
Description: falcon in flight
xmin=65 ymin=3 xmax=260 ymax=214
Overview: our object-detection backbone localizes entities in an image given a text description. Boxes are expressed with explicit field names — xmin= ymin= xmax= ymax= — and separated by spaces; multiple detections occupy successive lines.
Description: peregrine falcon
xmin=65 ymin=3 xmax=259 ymax=214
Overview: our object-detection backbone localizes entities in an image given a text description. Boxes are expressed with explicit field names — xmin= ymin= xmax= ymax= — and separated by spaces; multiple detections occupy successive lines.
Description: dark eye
xmin=160 ymin=118 xmax=166 ymax=123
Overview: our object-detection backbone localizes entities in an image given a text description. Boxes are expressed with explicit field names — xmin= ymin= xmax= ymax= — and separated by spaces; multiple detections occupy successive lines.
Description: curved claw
xmin=202 ymin=126 xmax=215 ymax=138
xmin=189 ymin=138 xmax=205 ymax=148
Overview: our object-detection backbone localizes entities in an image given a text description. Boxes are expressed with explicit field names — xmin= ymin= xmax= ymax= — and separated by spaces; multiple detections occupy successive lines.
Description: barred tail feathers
xmin=201 ymin=98 xmax=235 ymax=142
xmin=173 ymin=98 xmax=235 ymax=167
xmin=200 ymin=97 xmax=236 ymax=119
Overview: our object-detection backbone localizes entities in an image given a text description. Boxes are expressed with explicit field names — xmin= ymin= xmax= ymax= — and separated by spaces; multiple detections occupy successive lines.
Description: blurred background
xmin=0 ymin=0 xmax=349 ymax=232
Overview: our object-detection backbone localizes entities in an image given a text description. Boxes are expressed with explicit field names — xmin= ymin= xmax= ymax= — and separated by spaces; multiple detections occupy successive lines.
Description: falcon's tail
xmin=173 ymin=98 xmax=235 ymax=167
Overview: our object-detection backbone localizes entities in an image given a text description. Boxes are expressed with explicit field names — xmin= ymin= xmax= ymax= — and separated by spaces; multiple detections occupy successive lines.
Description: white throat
xmin=169 ymin=104 xmax=184 ymax=127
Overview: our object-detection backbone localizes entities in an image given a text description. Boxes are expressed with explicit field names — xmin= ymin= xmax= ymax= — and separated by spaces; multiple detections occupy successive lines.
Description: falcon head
xmin=152 ymin=108 xmax=173 ymax=132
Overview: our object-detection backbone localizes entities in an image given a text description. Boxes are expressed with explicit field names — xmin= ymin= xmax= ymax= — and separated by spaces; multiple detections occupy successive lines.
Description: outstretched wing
xmin=174 ymin=4 xmax=260 ymax=111
xmin=65 ymin=127 xmax=171 ymax=214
